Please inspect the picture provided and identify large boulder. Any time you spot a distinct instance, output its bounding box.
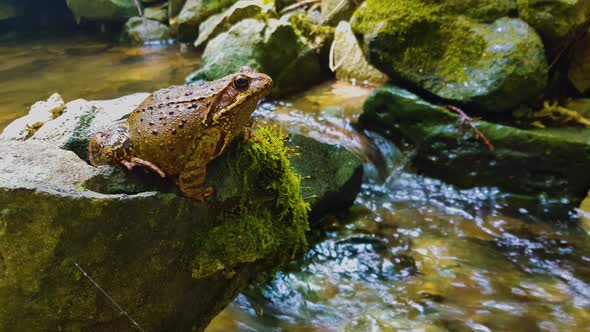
[171,0,237,42]
[122,16,172,44]
[186,18,323,96]
[0,89,365,330]
[360,85,590,200]
[65,0,139,22]
[350,0,548,112]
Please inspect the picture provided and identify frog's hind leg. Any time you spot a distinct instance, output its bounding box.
[179,163,214,202]
[120,157,166,178]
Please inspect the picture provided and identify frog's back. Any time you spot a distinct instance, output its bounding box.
[126,83,226,174]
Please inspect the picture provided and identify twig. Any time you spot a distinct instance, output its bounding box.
[74,263,146,332]
[280,0,321,14]
[446,105,494,151]
[133,0,143,16]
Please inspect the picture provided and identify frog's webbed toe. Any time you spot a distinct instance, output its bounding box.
[120,157,166,178]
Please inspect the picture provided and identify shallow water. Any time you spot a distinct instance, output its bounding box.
[2,40,589,332]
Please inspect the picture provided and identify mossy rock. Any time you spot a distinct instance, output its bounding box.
[186,18,323,97]
[66,0,139,22]
[0,2,18,21]
[351,0,548,112]
[171,0,238,42]
[517,0,590,50]
[361,85,590,200]
[0,125,309,331]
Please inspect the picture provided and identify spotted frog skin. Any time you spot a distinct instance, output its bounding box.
[88,67,273,201]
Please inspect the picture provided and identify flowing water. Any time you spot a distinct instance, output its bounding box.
[2,40,589,332]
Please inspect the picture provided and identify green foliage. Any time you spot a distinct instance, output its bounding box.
[191,126,310,278]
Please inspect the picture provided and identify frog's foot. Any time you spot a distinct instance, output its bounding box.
[184,186,215,202]
[243,120,263,144]
[179,164,214,202]
[120,158,166,178]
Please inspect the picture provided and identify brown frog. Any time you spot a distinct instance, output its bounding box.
[88,67,273,201]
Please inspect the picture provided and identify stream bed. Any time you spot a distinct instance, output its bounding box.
[2,40,589,332]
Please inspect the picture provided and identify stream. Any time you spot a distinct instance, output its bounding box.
[2,39,589,332]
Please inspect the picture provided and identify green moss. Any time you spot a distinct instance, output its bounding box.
[191,126,310,279]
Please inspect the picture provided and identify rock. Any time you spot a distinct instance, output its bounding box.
[569,28,590,94]
[565,98,590,118]
[168,0,186,19]
[286,12,335,68]
[0,93,65,140]
[172,0,237,42]
[30,93,150,160]
[187,18,323,97]
[360,85,590,200]
[143,3,168,23]
[0,89,363,330]
[331,21,388,84]
[66,0,139,22]
[320,0,357,25]
[122,16,172,44]
[517,0,590,49]
[0,2,17,21]
[194,0,268,49]
[351,0,548,112]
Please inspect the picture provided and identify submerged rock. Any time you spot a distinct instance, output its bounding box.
[172,0,237,42]
[66,0,138,22]
[186,18,322,96]
[361,86,590,200]
[331,21,388,84]
[122,16,172,44]
[351,0,548,112]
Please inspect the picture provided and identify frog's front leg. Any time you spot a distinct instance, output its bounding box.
[179,135,218,201]
[121,157,166,178]
[243,119,262,144]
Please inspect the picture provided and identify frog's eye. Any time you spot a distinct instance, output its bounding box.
[233,75,249,90]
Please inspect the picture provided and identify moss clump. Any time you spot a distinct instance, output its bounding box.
[191,126,310,279]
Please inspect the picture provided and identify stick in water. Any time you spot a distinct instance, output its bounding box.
[74,262,145,332]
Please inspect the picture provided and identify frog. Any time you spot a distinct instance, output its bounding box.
[88,66,273,201]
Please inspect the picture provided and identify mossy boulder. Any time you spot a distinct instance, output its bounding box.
[351,0,548,112]
[569,27,590,94]
[143,3,168,23]
[122,16,172,44]
[186,18,323,97]
[319,0,358,26]
[0,124,310,331]
[66,0,138,22]
[517,0,590,49]
[171,0,237,42]
[360,86,590,200]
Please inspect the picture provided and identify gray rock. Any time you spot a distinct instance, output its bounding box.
[320,0,357,25]
[168,0,187,19]
[186,18,322,97]
[351,0,548,112]
[66,0,139,22]
[122,16,172,44]
[360,85,590,200]
[30,93,149,160]
[331,21,388,84]
[0,93,65,140]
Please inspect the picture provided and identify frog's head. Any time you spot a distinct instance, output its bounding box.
[88,124,132,166]
[204,66,273,129]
